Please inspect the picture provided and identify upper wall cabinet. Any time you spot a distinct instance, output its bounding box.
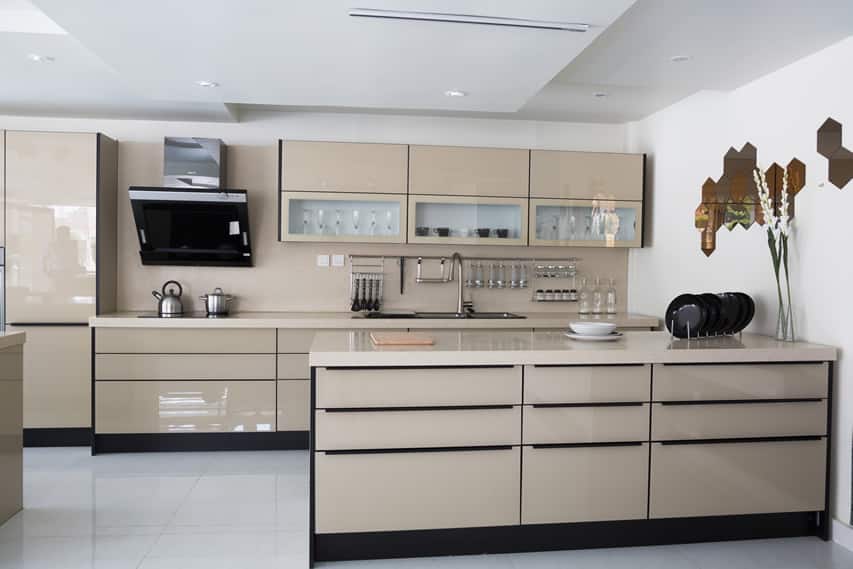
[530,151,644,201]
[409,145,529,198]
[281,140,408,194]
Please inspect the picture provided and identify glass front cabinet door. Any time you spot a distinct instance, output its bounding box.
[407,195,528,245]
[529,199,643,248]
[281,191,407,243]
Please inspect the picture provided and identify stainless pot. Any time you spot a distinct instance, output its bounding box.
[199,287,234,315]
[152,280,184,317]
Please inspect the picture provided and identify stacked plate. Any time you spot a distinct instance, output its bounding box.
[664,292,755,339]
[565,321,623,342]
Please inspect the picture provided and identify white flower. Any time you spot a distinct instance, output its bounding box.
[753,168,778,230]
[779,170,791,237]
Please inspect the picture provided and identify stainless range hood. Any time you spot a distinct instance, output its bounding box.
[163,137,226,189]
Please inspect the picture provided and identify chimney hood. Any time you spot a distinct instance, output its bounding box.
[129,187,253,267]
[163,137,226,188]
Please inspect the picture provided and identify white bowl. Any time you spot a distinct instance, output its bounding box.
[569,321,616,336]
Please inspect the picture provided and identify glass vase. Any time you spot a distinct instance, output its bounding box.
[775,288,794,342]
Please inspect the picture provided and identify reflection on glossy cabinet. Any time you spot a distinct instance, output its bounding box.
[5,131,99,322]
[281,141,408,194]
[531,151,644,201]
[277,380,310,431]
[7,325,91,428]
[529,198,643,247]
[407,195,528,245]
[0,131,5,247]
[281,191,406,243]
[409,145,529,198]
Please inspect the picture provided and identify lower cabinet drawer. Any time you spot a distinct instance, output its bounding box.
[652,363,828,401]
[649,438,826,518]
[523,404,649,444]
[315,446,521,533]
[316,366,521,408]
[651,400,827,441]
[95,354,276,381]
[522,443,649,524]
[277,380,310,431]
[277,354,309,379]
[96,328,276,354]
[524,365,650,404]
[95,381,276,434]
[315,406,521,450]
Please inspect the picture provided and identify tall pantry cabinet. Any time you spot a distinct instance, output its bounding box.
[3,131,118,445]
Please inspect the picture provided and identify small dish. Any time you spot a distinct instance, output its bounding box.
[564,331,623,342]
[569,321,616,336]
[495,228,509,238]
[476,228,491,238]
[433,227,450,237]
[415,226,430,236]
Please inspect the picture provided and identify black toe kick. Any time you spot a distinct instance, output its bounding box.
[314,513,821,562]
[92,431,309,454]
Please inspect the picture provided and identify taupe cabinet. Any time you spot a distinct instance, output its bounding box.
[0,343,24,525]
[530,151,644,201]
[312,361,829,535]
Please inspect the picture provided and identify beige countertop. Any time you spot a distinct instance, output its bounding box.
[89,311,658,330]
[0,330,26,350]
[308,330,837,367]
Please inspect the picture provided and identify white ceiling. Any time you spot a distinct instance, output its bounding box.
[0,0,851,124]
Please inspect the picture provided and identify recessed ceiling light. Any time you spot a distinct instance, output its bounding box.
[670,55,691,63]
[349,8,589,32]
[195,80,219,88]
[27,54,55,63]
[593,92,608,98]
[444,90,467,97]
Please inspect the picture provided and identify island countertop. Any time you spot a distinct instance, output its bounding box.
[308,330,837,367]
[0,330,26,350]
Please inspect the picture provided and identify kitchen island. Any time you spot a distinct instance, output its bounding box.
[0,330,26,525]
[308,330,836,564]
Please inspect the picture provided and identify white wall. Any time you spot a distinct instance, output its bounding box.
[627,36,853,527]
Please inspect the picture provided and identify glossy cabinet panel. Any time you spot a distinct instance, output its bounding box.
[530,151,644,200]
[281,191,406,243]
[0,346,23,525]
[277,380,310,431]
[407,195,528,245]
[0,131,5,247]
[409,145,529,198]
[282,141,408,194]
[315,447,520,533]
[277,329,316,353]
[524,364,650,404]
[651,400,827,441]
[5,131,98,323]
[95,380,276,434]
[96,328,276,354]
[652,363,828,401]
[523,404,649,444]
[95,354,276,381]
[316,406,521,450]
[529,198,643,247]
[316,366,522,408]
[522,444,648,524]
[649,439,826,518]
[7,325,90,428]
[277,354,310,379]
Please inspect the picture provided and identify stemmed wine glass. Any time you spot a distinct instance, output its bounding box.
[385,210,393,234]
[302,209,313,235]
[369,210,377,236]
[335,209,342,236]
[352,210,360,235]
[317,209,326,235]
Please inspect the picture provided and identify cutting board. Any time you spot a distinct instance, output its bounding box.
[370,332,435,346]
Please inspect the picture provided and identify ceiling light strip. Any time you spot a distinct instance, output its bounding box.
[348,8,589,32]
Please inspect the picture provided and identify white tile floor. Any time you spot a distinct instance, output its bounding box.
[1,449,852,569]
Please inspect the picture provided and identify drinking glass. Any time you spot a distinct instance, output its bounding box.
[385,210,393,234]
[578,277,591,314]
[302,209,313,235]
[474,261,484,288]
[592,276,603,314]
[335,209,342,236]
[369,210,377,236]
[352,209,360,234]
[488,263,497,288]
[496,262,506,289]
[606,277,617,314]
[510,262,520,288]
[317,208,326,234]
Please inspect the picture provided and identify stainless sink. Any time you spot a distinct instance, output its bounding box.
[359,311,525,320]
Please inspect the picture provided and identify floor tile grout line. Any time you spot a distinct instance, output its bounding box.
[135,472,204,566]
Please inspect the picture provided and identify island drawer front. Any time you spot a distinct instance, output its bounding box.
[277,380,310,431]
[277,329,315,353]
[315,446,520,533]
[524,365,650,404]
[316,366,522,408]
[315,406,521,450]
[652,363,828,401]
[95,328,276,354]
[95,380,276,434]
[523,404,649,444]
[651,400,827,441]
[522,443,649,524]
[95,354,276,381]
[649,438,826,519]
[277,354,310,379]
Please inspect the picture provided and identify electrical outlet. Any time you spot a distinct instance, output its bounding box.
[332,254,345,267]
[316,254,330,268]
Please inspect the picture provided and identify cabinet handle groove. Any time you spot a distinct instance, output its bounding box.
[323,445,514,455]
[531,402,644,408]
[531,441,644,449]
[659,398,822,406]
[658,435,823,446]
[323,405,515,413]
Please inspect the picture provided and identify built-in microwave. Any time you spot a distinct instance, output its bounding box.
[129,187,253,267]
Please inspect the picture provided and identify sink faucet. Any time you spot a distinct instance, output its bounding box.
[451,252,473,315]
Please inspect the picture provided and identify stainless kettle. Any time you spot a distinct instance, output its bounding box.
[152,280,184,317]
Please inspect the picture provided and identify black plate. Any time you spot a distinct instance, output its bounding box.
[732,292,755,333]
[717,292,743,335]
[698,293,723,335]
[665,294,707,339]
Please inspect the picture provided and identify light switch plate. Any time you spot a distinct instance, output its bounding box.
[332,254,345,267]
[316,254,330,267]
